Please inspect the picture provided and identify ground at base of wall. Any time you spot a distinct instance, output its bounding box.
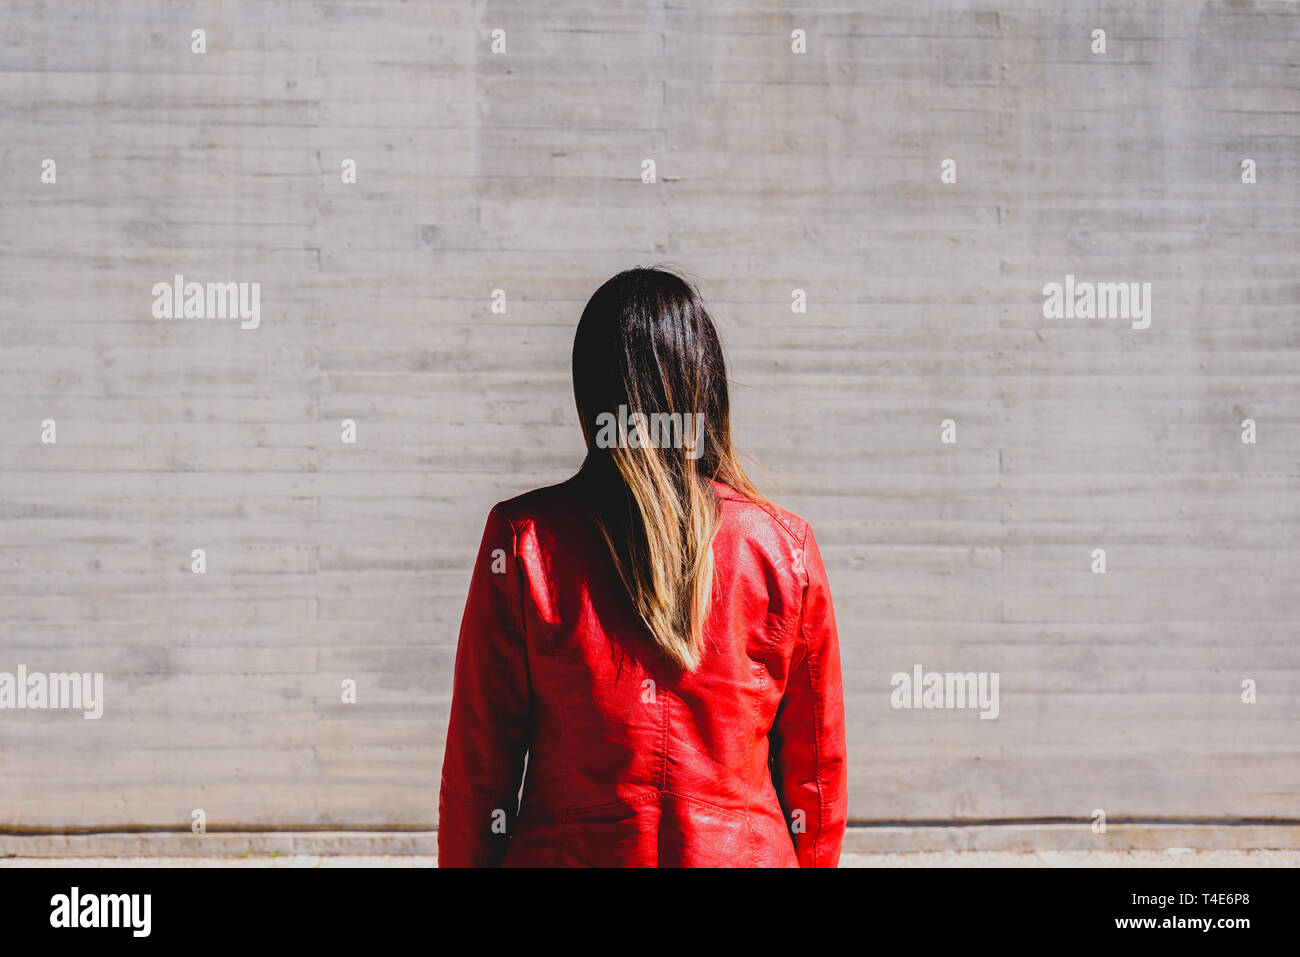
[1,849,1296,867]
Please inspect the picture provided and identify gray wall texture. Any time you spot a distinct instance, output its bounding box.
[1,0,1298,851]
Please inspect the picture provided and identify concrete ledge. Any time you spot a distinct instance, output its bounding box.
[1,850,1297,867]
[0,831,434,859]
[3,823,1298,859]
[839,850,1299,867]
[841,822,1300,853]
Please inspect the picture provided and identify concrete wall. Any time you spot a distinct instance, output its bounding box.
[1,0,1298,849]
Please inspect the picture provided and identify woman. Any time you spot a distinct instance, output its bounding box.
[438,266,847,867]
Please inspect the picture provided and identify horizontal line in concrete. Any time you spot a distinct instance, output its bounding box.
[8,850,1300,868]
[4,822,1299,857]
[4,816,1299,837]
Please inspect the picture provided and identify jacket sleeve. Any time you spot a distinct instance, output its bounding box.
[437,505,532,867]
[770,524,848,867]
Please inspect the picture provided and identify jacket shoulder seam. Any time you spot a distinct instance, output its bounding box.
[721,495,808,547]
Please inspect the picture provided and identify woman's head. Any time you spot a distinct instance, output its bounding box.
[572,266,763,670]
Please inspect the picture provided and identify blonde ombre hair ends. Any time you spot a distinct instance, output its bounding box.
[572,267,765,671]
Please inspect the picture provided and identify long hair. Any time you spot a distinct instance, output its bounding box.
[572,266,765,671]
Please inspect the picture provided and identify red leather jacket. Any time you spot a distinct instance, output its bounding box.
[437,476,847,867]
